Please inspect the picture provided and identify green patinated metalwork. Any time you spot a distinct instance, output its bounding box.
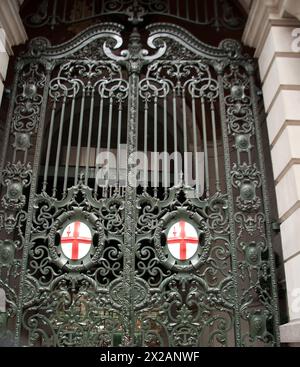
[0,17,280,347]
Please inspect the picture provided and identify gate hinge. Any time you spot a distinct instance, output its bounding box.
[271,221,281,233]
[3,88,11,97]
[256,88,263,97]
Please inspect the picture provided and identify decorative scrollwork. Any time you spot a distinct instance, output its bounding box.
[103,27,166,73]
[234,212,265,236]
[21,275,123,346]
[0,19,279,347]
[137,275,234,347]
[1,162,32,210]
[231,163,262,212]
[223,64,254,136]
[144,60,219,99]
[136,195,160,234]
[12,63,46,133]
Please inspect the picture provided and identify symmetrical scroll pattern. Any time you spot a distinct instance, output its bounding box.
[0,22,280,347]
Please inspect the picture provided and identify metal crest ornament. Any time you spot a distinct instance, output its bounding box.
[1,162,32,210]
[0,13,280,347]
[153,208,211,272]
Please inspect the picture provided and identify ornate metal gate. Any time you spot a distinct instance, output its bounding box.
[0,21,280,347]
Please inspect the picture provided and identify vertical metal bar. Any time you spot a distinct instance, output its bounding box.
[186,0,190,20]
[195,0,199,22]
[204,0,208,23]
[248,142,252,165]
[201,96,209,197]
[50,0,58,29]
[52,93,67,197]
[154,95,158,196]
[105,96,113,196]
[123,70,139,345]
[107,96,113,156]
[167,0,171,15]
[94,95,104,193]
[92,0,96,17]
[136,96,139,153]
[63,90,76,193]
[182,90,188,182]
[85,88,95,185]
[176,0,180,17]
[81,0,85,18]
[143,100,148,191]
[173,89,178,184]
[63,0,68,22]
[72,0,77,21]
[163,94,168,191]
[74,88,86,185]
[12,146,16,163]
[24,146,28,164]
[214,0,220,30]
[192,91,200,195]
[210,100,220,192]
[217,74,241,346]
[43,99,56,192]
[117,99,122,190]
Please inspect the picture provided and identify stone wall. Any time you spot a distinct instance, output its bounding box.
[243,0,300,345]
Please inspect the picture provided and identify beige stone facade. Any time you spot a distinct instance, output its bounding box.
[242,0,300,345]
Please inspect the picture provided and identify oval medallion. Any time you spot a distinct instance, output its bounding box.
[60,221,92,261]
[167,221,199,261]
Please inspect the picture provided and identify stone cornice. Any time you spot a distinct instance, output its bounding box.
[280,0,300,19]
[0,0,27,55]
[242,0,300,56]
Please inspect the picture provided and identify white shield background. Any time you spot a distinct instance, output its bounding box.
[167,221,199,261]
[61,221,92,260]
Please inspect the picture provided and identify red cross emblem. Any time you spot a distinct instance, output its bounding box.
[60,221,92,260]
[167,220,199,261]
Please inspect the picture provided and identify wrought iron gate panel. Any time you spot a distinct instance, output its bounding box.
[0,21,280,347]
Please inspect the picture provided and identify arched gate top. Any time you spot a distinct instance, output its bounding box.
[23,22,246,62]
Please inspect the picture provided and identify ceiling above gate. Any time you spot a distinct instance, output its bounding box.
[22,0,246,31]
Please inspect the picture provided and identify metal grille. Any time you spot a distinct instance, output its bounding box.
[24,0,245,31]
[0,21,280,347]
[41,58,129,199]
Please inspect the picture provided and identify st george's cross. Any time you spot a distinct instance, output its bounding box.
[167,220,199,261]
[60,221,92,260]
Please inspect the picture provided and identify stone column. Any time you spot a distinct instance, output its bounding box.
[243,0,300,345]
[0,28,8,104]
[0,0,27,105]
